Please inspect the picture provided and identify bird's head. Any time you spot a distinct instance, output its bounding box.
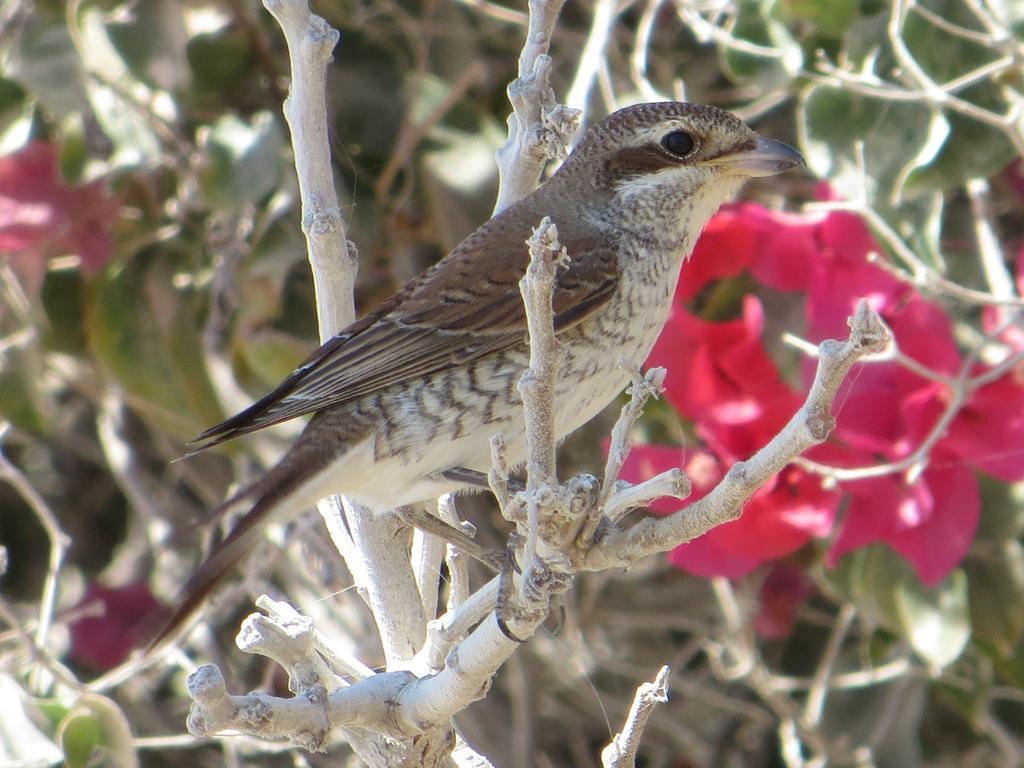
[553,102,803,248]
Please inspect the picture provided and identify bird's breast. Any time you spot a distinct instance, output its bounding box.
[552,243,684,436]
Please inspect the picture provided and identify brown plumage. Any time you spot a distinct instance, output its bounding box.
[149,102,803,650]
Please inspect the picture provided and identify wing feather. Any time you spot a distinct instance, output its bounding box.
[190,222,619,451]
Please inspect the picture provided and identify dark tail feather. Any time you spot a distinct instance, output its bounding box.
[144,460,311,654]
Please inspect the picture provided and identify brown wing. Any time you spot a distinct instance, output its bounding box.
[190,219,619,451]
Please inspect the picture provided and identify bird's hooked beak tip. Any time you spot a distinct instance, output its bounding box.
[717,136,805,178]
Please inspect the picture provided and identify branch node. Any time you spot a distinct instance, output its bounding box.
[849,299,890,353]
[805,407,837,442]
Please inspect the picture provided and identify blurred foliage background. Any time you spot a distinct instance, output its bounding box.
[1,0,1023,766]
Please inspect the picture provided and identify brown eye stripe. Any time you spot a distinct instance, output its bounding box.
[595,145,684,188]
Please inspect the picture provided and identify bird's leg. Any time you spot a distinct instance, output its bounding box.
[440,466,525,494]
[393,506,506,571]
[439,466,489,488]
[494,538,528,643]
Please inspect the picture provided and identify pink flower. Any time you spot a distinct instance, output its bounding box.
[755,564,813,639]
[649,296,801,461]
[943,372,1024,482]
[637,196,1024,585]
[69,582,163,670]
[617,444,838,579]
[1006,158,1024,203]
[682,202,819,299]
[828,462,979,586]
[0,141,119,295]
[981,248,1024,353]
[678,205,759,300]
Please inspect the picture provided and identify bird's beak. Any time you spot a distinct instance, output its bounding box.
[713,137,805,178]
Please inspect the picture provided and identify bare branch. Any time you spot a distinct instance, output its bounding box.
[803,604,856,726]
[0,423,71,693]
[438,494,471,612]
[263,0,426,673]
[601,666,670,768]
[518,217,568,490]
[582,301,889,571]
[412,522,445,624]
[566,0,620,114]
[493,0,579,213]
[261,0,353,338]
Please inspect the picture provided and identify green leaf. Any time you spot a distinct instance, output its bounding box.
[820,678,925,768]
[418,75,504,251]
[903,0,1002,82]
[966,541,1024,657]
[812,0,1017,197]
[894,569,970,672]
[983,635,1024,689]
[901,112,1017,195]
[824,544,908,631]
[0,676,63,767]
[797,84,947,268]
[5,11,89,118]
[889,192,946,272]
[798,84,946,202]
[57,710,104,768]
[187,27,255,97]
[895,0,1017,191]
[41,263,87,354]
[722,0,803,91]
[976,475,1024,540]
[57,113,88,182]
[198,112,284,206]
[0,345,47,435]
[65,7,164,170]
[777,0,859,38]
[106,0,189,92]
[0,77,28,146]
[83,80,163,171]
[233,329,309,392]
[56,694,137,768]
[0,92,40,156]
[86,249,224,439]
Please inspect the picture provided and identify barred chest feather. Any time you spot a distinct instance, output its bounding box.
[552,237,687,437]
[319,238,691,510]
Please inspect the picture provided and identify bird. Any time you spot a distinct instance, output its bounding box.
[150,101,803,649]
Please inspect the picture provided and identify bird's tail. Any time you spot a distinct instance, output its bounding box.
[145,453,323,654]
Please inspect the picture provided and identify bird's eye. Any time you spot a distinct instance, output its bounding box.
[661,130,696,158]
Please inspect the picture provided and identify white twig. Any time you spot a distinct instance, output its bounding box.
[803,604,856,726]
[797,345,1024,484]
[412,522,445,624]
[236,598,340,693]
[0,424,71,694]
[264,0,427,673]
[600,366,667,507]
[186,662,413,746]
[437,494,471,612]
[966,178,1016,301]
[601,666,670,768]
[519,218,567,489]
[493,0,579,213]
[254,596,375,681]
[518,218,569,569]
[582,301,889,571]
[262,0,353,337]
[631,0,670,102]
[603,470,690,523]
[566,0,619,115]
[345,510,425,667]
[417,577,501,672]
